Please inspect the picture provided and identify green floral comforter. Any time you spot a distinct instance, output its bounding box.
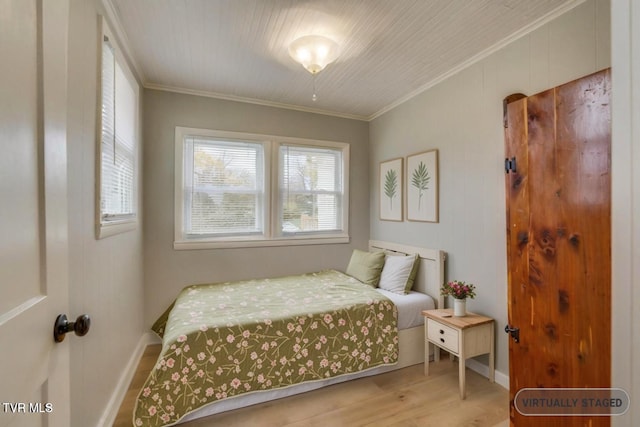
[133,270,398,427]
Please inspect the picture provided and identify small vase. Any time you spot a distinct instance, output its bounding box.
[453,298,467,317]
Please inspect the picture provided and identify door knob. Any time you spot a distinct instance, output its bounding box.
[53,314,91,342]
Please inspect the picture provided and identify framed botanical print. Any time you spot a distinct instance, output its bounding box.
[379,158,403,221]
[406,149,438,222]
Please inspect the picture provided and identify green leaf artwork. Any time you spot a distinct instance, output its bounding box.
[411,161,430,210]
[384,169,398,210]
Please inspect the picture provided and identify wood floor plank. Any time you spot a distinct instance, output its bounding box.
[114,345,508,426]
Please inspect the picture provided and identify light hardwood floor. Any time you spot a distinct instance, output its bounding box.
[115,345,509,426]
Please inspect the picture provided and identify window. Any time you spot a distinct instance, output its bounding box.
[96,18,139,238]
[175,128,349,249]
[184,137,265,237]
[279,144,344,235]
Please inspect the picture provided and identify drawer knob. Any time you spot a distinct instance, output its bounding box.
[439,329,444,334]
[440,338,445,343]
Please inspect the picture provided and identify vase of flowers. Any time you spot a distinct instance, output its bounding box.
[440,280,476,317]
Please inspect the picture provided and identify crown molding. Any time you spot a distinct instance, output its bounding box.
[100,0,146,85]
[143,82,369,122]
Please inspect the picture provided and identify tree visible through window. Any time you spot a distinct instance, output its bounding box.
[185,139,264,236]
[175,128,349,248]
[280,145,342,234]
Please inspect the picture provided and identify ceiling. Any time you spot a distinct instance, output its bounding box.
[108,0,581,121]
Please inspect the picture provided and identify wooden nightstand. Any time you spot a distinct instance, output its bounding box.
[422,309,495,399]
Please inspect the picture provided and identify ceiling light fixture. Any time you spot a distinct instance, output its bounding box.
[288,35,339,101]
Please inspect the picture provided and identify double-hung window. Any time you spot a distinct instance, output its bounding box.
[183,137,265,238]
[279,144,344,235]
[96,18,139,238]
[175,127,349,249]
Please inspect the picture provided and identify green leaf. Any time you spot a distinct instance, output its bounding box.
[411,161,430,191]
[411,161,430,210]
[384,169,398,210]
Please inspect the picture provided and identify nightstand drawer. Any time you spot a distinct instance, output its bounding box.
[427,319,459,353]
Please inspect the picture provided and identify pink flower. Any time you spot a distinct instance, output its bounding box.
[441,280,476,299]
[148,406,157,416]
[226,334,235,343]
[324,314,333,324]
[166,358,175,368]
[177,335,187,343]
[230,378,241,389]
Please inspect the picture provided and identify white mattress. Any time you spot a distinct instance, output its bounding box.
[179,290,434,424]
[376,288,435,329]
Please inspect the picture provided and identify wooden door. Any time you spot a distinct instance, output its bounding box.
[504,69,611,426]
[0,1,71,425]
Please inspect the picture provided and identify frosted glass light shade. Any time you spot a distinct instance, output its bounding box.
[288,35,339,74]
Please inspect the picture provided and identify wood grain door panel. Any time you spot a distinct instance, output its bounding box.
[504,69,611,427]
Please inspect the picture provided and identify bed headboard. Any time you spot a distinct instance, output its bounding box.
[369,240,446,309]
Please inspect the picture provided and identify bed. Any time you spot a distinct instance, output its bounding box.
[133,241,445,427]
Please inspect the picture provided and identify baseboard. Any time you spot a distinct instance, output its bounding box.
[98,332,158,426]
[466,358,509,390]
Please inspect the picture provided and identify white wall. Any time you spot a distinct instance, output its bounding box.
[142,90,369,326]
[611,0,640,425]
[369,0,610,377]
[67,1,145,425]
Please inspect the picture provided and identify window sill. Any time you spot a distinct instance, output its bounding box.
[96,219,137,239]
[173,235,350,250]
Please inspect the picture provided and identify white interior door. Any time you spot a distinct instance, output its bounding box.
[0,1,71,426]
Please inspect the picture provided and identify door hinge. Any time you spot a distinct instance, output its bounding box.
[505,157,517,174]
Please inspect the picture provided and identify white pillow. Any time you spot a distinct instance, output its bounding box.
[378,254,419,294]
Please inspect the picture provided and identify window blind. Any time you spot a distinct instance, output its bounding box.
[185,138,264,236]
[279,145,343,234]
[100,36,136,222]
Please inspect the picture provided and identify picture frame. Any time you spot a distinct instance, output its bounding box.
[379,158,403,221]
[406,149,438,222]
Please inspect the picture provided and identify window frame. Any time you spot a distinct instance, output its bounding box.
[182,136,268,239]
[174,127,350,249]
[95,17,140,239]
[278,143,346,237]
